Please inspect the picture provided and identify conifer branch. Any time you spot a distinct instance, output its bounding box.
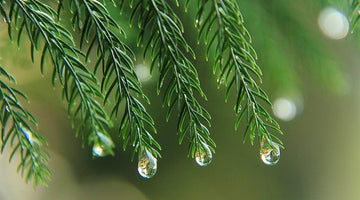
[196,0,283,147]
[0,66,50,186]
[2,0,115,155]
[65,0,161,158]
[350,0,360,32]
[132,0,216,157]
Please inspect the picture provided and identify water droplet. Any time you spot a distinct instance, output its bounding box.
[19,123,37,144]
[2,18,5,23]
[260,138,280,165]
[138,148,157,179]
[92,143,106,157]
[218,7,225,15]
[195,144,212,167]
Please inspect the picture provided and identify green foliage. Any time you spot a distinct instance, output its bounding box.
[0,66,50,186]
[350,0,360,32]
[0,0,318,185]
[1,0,115,184]
[195,0,282,147]
[131,0,215,157]
[63,0,161,159]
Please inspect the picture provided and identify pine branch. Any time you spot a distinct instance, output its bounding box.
[65,0,161,158]
[350,0,360,32]
[196,0,283,147]
[0,66,50,186]
[2,0,115,155]
[132,0,216,157]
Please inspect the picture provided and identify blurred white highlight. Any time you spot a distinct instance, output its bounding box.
[318,7,349,40]
[273,98,297,121]
[134,64,152,82]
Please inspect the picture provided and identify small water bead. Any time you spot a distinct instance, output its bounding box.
[138,148,157,179]
[92,143,106,157]
[260,138,280,165]
[195,19,200,26]
[19,123,37,144]
[4,106,9,112]
[195,145,212,167]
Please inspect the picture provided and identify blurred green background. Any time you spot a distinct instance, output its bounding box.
[1,0,360,199]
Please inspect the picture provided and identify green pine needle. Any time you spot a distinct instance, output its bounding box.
[350,0,360,33]
[132,0,216,157]
[0,0,295,185]
[196,0,283,147]
[0,66,50,186]
[64,0,161,159]
[3,0,115,164]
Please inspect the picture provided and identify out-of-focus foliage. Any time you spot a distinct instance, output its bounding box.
[0,66,50,186]
[131,0,216,158]
[0,0,356,190]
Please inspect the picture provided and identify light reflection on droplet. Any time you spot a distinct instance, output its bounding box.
[19,123,37,144]
[273,98,297,121]
[134,64,152,82]
[195,144,212,167]
[195,19,200,27]
[92,143,105,157]
[138,148,157,179]
[260,138,280,165]
[318,7,349,40]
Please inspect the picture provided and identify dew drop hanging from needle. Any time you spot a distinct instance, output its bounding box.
[259,137,280,165]
[19,123,38,144]
[195,144,212,167]
[138,148,157,179]
[92,143,107,157]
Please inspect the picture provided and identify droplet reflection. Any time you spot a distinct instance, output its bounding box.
[19,123,37,144]
[260,138,280,165]
[138,148,157,179]
[195,144,212,167]
[92,143,106,157]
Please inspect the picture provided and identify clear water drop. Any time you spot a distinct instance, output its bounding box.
[195,19,199,26]
[138,148,157,179]
[195,144,212,167]
[92,143,106,157]
[218,7,225,15]
[260,138,280,165]
[19,123,38,144]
